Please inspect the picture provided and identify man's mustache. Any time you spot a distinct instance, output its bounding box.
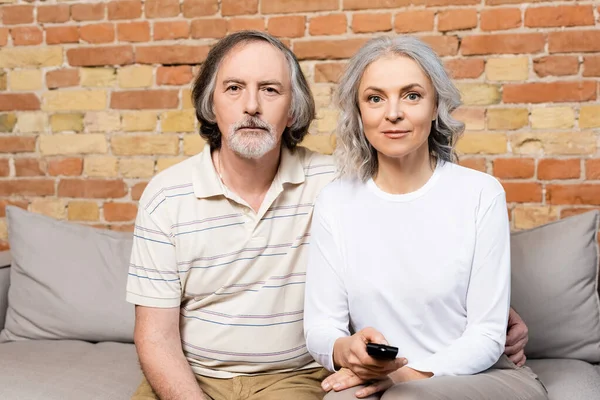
[232,117,272,132]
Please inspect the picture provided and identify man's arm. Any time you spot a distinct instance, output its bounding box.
[135,305,209,400]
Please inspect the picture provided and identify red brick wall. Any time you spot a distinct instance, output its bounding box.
[0,0,598,248]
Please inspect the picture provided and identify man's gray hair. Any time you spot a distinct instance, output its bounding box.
[191,30,315,150]
[334,36,465,181]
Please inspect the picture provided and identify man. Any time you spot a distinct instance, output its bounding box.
[126,31,529,400]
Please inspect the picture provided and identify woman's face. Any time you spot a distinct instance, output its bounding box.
[357,54,437,162]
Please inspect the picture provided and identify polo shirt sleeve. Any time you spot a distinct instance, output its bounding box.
[126,202,181,308]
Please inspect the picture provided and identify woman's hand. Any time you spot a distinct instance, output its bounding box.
[322,367,394,399]
[504,308,529,367]
[332,327,407,381]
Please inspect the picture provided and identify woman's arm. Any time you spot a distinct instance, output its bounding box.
[407,191,511,376]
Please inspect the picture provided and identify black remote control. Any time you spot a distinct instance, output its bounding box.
[366,343,399,360]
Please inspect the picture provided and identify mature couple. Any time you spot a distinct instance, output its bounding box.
[126,31,548,400]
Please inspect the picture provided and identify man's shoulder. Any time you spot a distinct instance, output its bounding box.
[294,146,336,181]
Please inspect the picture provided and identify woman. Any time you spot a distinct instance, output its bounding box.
[303,36,548,400]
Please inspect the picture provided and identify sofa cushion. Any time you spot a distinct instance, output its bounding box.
[526,359,600,400]
[511,210,600,362]
[0,206,135,343]
[0,266,9,332]
[0,340,142,400]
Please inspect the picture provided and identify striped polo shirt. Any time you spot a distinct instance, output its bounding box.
[126,144,336,378]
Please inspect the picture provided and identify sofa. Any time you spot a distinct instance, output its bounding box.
[0,205,599,400]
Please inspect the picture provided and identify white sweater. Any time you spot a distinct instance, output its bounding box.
[304,161,511,377]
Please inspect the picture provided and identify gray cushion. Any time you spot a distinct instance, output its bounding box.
[527,359,600,400]
[0,340,142,400]
[0,206,135,343]
[511,211,600,362]
[0,267,8,332]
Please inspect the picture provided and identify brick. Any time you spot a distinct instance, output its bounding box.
[71,3,105,21]
[459,158,486,172]
[420,36,459,57]
[181,89,193,109]
[118,21,150,42]
[84,156,118,177]
[549,31,600,53]
[268,16,306,38]
[314,62,345,83]
[311,85,333,108]
[583,56,600,77]
[135,45,209,65]
[316,109,339,133]
[183,134,206,155]
[525,5,594,28]
[294,39,368,60]
[493,158,535,179]
[2,5,33,25]
[455,83,501,106]
[438,9,477,31]
[222,0,258,16]
[160,110,195,132]
[15,158,45,177]
[351,13,391,33]
[0,72,5,91]
[580,106,600,129]
[343,0,414,9]
[145,0,180,18]
[9,69,42,91]
[0,114,17,132]
[0,29,7,47]
[0,200,28,218]
[586,159,600,179]
[452,107,485,130]
[157,66,193,86]
[11,26,43,46]
[48,157,83,176]
[444,58,484,79]
[503,82,596,103]
[156,157,185,172]
[299,134,335,155]
[122,111,157,131]
[68,201,99,221]
[510,132,596,156]
[546,184,600,205]
[394,10,434,33]
[154,21,189,40]
[0,159,9,176]
[50,113,84,132]
[485,57,528,81]
[131,182,148,200]
[534,56,579,77]
[15,112,47,133]
[480,8,521,31]
[560,208,600,219]
[31,199,67,220]
[84,111,120,133]
[262,0,338,14]
[117,65,153,88]
[80,23,115,44]
[43,91,106,112]
[108,0,142,20]
[462,34,545,55]
[0,47,63,68]
[190,19,227,39]
[67,46,133,67]
[38,5,70,23]
[59,179,127,199]
[111,90,178,110]
[227,18,265,33]
[46,26,79,45]
[0,179,55,197]
[425,0,479,5]
[531,107,575,130]
[40,134,107,155]
[501,182,542,203]
[0,94,40,111]
[513,206,558,230]
[456,132,507,154]
[182,0,218,17]
[80,68,116,87]
[47,69,79,89]
[538,159,580,180]
[309,14,347,36]
[112,135,179,155]
[104,202,137,221]
[487,108,528,130]
[119,158,154,178]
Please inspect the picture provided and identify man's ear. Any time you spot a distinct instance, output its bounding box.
[287,114,294,128]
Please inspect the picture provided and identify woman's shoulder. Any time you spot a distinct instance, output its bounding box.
[442,161,505,197]
[316,176,365,206]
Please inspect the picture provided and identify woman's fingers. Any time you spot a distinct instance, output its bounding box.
[322,368,365,392]
[355,379,394,398]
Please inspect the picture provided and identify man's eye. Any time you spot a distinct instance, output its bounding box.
[227,85,240,92]
[368,95,382,103]
[264,87,279,94]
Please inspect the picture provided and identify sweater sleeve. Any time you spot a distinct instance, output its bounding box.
[407,192,511,376]
[303,193,351,372]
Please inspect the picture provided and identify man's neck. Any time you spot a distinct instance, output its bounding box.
[214,145,281,212]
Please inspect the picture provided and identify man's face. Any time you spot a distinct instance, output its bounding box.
[213,41,293,159]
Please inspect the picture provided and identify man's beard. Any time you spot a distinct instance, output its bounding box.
[226,116,278,159]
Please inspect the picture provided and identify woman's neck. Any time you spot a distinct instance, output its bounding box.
[373,147,436,195]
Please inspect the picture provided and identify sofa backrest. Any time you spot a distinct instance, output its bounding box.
[0,250,12,332]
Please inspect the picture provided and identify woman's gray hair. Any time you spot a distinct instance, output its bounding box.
[334,36,465,181]
[191,30,315,150]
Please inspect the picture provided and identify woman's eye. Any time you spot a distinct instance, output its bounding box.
[406,93,421,101]
[368,95,382,103]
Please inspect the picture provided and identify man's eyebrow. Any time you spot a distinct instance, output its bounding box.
[362,83,425,93]
[221,78,283,87]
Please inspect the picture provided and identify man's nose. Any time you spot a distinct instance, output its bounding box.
[243,90,261,116]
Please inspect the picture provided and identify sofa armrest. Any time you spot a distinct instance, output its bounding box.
[0,250,11,269]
